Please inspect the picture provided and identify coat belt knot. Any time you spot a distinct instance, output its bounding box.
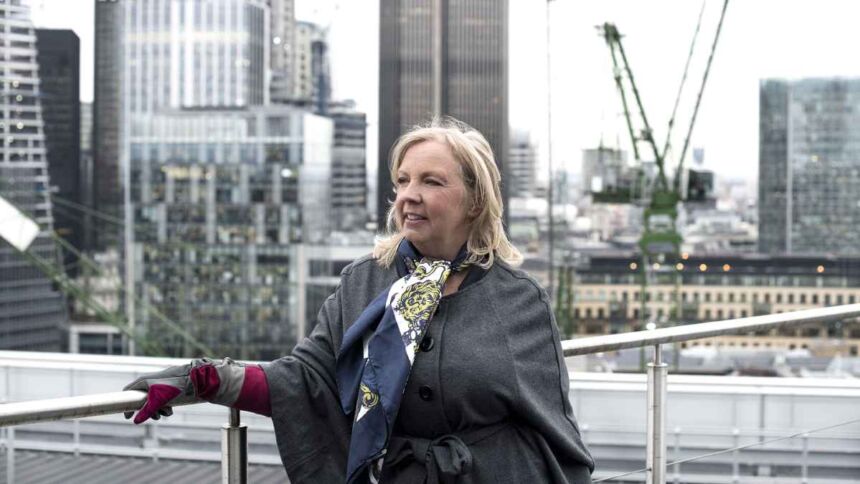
[385,421,510,483]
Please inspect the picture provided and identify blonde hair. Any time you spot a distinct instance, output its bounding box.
[373,117,523,269]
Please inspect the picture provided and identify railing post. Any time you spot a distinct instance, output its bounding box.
[222,408,247,484]
[6,426,14,484]
[732,428,740,483]
[801,432,809,484]
[646,344,667,484]
[672,426,681,484]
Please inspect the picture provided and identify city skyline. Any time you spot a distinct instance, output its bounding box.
[31,0,860,187]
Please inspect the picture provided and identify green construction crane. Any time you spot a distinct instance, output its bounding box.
[592,1,729,332]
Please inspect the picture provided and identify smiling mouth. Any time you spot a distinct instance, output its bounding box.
[404,213,427,222]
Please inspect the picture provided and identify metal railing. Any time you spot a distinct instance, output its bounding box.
[2,304,860,483]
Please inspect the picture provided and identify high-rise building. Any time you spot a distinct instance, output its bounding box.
[93,0,122,250]
[328,100,368,231]
[128,107,332,359]
[582,145,628,195]
[759,78,860,256]
[107,0,341,358]
[0,0,67,350]
[269,0,296,104]
[35,29,81,276]
[293,21,330,113]
[80,101,94,249]
[509,129,536,198]
[377,0,509,224]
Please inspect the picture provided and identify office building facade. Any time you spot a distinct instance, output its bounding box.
[377,0,509,224]
[508,129,536,198]
[328,100,368,231]
[35,28,82,275]
[292,20,330,113]
[269,0,296,104]
[93,0,123,250]
[572,252,860,355]
[0,0,67,350]
[759,78,860,256]
[128,107,332,359]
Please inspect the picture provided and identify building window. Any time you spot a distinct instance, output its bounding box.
[800,294,806,304]
[704,293,711,302]
[776,294,783,303]
[812,294,819,304]
[788,293,794,303]
[704,309,712,320]
[728,293,735,303]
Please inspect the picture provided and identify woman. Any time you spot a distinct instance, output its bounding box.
[125,118,594,483]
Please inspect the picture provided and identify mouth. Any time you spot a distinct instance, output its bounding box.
[403,213,427,224]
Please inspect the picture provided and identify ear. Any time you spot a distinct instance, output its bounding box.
[466,201,481,220]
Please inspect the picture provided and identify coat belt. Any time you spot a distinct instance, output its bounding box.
[383,421,511,484]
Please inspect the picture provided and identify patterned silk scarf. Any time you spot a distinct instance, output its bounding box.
[336,240,470,484]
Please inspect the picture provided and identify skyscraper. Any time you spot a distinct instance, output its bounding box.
[35,28,81,276]
[128,107,332,359]
[329,100,368,231]
[108,0,335,358]
[0,0,67,350]
[293,20,330,113]
[377,0,509,225]
[509,129,537,198]
[759,78,860,256]
[269,0,297,104]
[93,0,122,250]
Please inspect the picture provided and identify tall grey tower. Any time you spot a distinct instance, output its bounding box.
[377,0,509,225]
[269,0,296,104]
[35,29,81,276]
[759,78,860,256]
[0,0,67,350]
[93,0,123,250]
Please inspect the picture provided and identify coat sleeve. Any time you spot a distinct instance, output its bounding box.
[501,275,595,482]
[261,282,351,483]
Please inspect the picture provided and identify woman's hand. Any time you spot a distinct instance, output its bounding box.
[123,362,198,424]
[123,358,272,423]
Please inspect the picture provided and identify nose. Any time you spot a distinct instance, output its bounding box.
[396,180,422,205]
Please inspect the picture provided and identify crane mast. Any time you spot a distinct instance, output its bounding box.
[593,0,729,333]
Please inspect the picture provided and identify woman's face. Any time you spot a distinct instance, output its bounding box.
[394,140,473,261]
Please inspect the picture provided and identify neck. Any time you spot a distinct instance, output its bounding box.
[442,268,469,296]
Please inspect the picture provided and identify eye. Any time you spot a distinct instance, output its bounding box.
[396,176,408,186]
[426,178,443,186]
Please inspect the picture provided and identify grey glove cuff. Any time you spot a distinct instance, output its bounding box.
[189,357,248,406]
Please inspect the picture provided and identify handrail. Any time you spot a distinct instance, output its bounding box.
[0,390,148,428]
[562,303,860,356]
[3,305,860,484]
[1,305,859,428]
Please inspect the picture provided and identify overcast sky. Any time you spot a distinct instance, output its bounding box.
[31,0,860,186]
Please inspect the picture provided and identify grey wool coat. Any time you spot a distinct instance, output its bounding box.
[262,255,594,483]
